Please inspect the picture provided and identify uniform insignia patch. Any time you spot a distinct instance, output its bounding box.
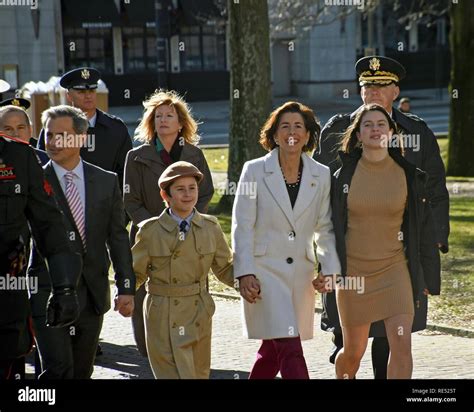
[0,165,16,180]
[81,69,90,80]
[369,57,381,71]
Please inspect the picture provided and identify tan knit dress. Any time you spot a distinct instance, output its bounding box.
[336,154,414,327]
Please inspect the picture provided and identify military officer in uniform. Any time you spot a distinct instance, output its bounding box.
[0,98,40,147]
[0,100,50,378]
[37,67,132,187]
[0,98,30,110]
[0,76,82,380]
[313,56,449,379]
[0,100,48,163]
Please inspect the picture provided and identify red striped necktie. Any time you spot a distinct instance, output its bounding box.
[65,171,86,249]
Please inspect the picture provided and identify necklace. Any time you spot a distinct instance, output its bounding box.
[281,167,302,188]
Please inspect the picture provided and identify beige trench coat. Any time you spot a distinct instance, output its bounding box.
[132,209,234,379]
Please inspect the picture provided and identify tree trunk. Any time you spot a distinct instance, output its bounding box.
[447,1,474,176]
[215,0,272,213]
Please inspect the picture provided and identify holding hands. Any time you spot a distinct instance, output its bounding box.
[239,275,261,304]
[312,272,334,293]
[114,294,135,317]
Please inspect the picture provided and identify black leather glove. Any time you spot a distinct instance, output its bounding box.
[45,252,82,328]
[46,287,80,328]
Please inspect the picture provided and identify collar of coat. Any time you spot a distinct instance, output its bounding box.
[263,148,321,176]
[92,108,121,128]
[132,141,198,166]
[158,207,204,232]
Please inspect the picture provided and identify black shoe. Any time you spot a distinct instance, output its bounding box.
[329,332,343,364]
[96,344,103,356]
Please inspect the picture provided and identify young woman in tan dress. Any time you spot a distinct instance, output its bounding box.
[314,104,440,379]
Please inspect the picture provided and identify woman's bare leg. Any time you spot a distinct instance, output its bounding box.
[335,323,370,379]
[384,314,414,379]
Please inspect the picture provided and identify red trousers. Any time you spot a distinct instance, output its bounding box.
[249,336,309,379]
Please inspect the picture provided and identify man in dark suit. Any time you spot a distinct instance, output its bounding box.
[37,67,132,188]
[314,56,449,379]
[29,105,135,379]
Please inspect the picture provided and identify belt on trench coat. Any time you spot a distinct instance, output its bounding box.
[146,278,207,297]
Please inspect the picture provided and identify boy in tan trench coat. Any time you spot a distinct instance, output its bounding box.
[132,161,234,379]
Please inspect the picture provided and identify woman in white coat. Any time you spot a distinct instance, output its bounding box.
[232,101,341,379]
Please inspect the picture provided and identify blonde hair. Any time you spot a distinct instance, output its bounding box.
[135,89,199,145]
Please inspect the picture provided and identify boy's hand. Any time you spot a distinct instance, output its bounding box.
[238,275,261,304]
[114,295,135,317]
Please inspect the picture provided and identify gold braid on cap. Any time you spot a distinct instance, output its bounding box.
[359,70,399,85]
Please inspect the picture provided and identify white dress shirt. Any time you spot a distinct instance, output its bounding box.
[52,159,86,212]
[88,111,97,128]
[169,208,194,236]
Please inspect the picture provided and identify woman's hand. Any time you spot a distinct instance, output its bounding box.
[312,273,332,293]
[238,275,261,304]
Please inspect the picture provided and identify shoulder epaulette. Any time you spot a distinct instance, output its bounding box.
[137,216,160,229]
[202,214,219,225]
[403,112,426,124]
[324,113,351,129]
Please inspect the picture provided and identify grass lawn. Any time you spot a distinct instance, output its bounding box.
[438,138,474,182]
[204,144,474,329]
[202,147,228,172]
[438,138,448,169]
[208,198,236,294]
[430,197,474,329]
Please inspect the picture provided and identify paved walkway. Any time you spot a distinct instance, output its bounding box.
[90,297,474,379]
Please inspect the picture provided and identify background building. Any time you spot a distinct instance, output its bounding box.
[0,0,229,105]
[271,1,450,99]
[0,0,450,104]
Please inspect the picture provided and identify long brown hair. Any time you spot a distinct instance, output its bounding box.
[135,89,199,145]
[340,104,402,154]
[259,101,320,153]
